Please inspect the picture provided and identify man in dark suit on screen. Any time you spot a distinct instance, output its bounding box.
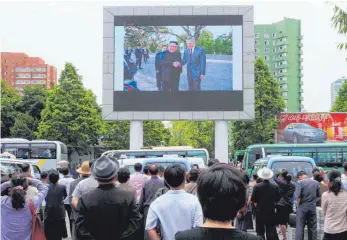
[155,46,168,91]
[135,47,143,70]
[179,37,206,91]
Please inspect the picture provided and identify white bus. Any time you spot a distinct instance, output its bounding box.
[102,146,210,165]
[0,138,68,171]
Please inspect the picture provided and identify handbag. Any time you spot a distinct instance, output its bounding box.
[29,200,46,240]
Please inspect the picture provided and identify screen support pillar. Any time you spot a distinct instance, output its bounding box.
[130,121,143,150]
[215,121,229,163]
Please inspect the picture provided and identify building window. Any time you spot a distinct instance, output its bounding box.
[31,80,46,84]
[279,77,288,81]
[279,69,288,73]
[279,53,287,57]
[278,45,288,50]
[31,74,46,78]
[16,80,31,84]
[265,48,269,53]
[264,55,269,61]
[15,67,46,72]
[273,48,276,53]
[255,33,259,38]
[272,33,276,38]
[255,48,259,53]
[273,71,276,76]
[4,72,7,75]
[279,30,283,34]
[255,55,258,60]
[280,37,287,42]
[282,92,288,97]
[281,60,288,65]
[255,40,259,45]
[264,34,269,38]
[16,74,31,78]
[264,40,270,45]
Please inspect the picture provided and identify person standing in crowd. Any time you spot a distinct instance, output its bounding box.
[321,169,347,240]
[158,165,165,179]
[146,164,203,240]
[139,165,164,239]
[155,46,168,91]
[143,48,149,63]
[118,168,136,196]
[236,174,253,232]
[251,168,280,240]
[311,167,320,180]
[1,174,48,240]
[143,165,151,180]
[59,167,74,234]
[129,162,147,203]
[342,161,347,191]
[135,47,143,70]
[159,41,182,92]
[69,161,91,240]
[39,171,49,221]
[207,158,219,167]
[176,163,260,239]
[274,170,296,240]
[19,163,39,201]
[75,156,141,239]
[44,170,68,240]
[180,37,207,91]
[295,170,321,240]
[314,172,328,206]
[185,168,200,195]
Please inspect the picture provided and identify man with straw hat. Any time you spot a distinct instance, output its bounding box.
[69,161,91,240]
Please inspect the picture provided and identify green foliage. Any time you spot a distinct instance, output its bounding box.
[102,121,130,149]
[1,80,22,138]
[143,121,171,147]
[37,63,103,156]
[331,79,347,112]
[331,5,347,51]
[10,113,36,140]
[170,121,215,157]
[196,30,215,54]
[231,58,285,151]
[214,33,233,55]
[20,85,47,120]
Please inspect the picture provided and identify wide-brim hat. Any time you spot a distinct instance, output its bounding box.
[257,167,274,180]
[91,156,119,181]
[76,161,91,175]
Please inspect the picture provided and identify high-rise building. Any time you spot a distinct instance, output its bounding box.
[255,18,303,112]
[331,77,346,108]
[1,52,57,92]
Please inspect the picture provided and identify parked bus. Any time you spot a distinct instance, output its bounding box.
[102,147,210,165]
[0,138,68,170]
[243,143,347,173]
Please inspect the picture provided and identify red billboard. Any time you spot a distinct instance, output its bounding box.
[277,113,347,144]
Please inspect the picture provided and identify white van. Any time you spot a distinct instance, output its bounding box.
[186,157,205,169]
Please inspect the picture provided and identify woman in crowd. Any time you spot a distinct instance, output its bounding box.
[175,163,260,239]
[1,174,48,240]
[235,174,253,232]
[313,172,328,206]
[44,170,68,240]
[274,170,295,240]
[185,168,200,195]
[321,169,347,240]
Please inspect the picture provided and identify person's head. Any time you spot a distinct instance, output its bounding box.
[162,46,168,52]
[188,168,200,183]
[143,165,150,176]
[280,169,292,183]
[343,161,347,174]
[61,167,69,176]
[20,163,30,176]
[328,169,342,196]
[297,170,307,180]
[48,170,60,184]
[9,174,29,210]
[149,165,159,176]
[313,172,324,183]
[168,41,178,53]
[186,37,196,49]
[207,158,220,167]
[76,161,91,177]
[40,171,48,183]
[197,163,246,221]
[256,178,263,184]
[92,156,119,184]
[164,164,186,190]
[253,174,258,181]
[117,168,131,183]
[242,173,250,185]
[134,162,142,173]
[257,167,274,181]
[312,167,320,175]
[158,166,165,178]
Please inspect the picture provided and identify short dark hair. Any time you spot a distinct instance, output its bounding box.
[164,164,186,188]
[118,168,130,183]
[20,163,30,173]
[188,168,200,182]
[313,172,324,183]
[134,163,142,172]
[297,170,307,178]
[343,161,347,172]
[169,40,178,45]
[61,167,69,176]
[280,169,292,183]
[40,171,48,179]
[197,163,246,221]
[207,158,219,167]
[49,170,60,184]
[158,166,165,173]
[253,174,258,180]
[312,167,320,174]
[144,165,150,175]
[328,169,342,196]
[149,165,158,175]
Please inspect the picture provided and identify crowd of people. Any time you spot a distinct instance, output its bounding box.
[1,157,347,240]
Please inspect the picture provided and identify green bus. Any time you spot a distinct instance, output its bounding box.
[243,143,347,173]
[233,150,247,163]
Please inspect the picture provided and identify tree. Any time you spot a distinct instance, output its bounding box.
[36,63,103,158]
[1,80,22,138]
[214,33,233,55]
[196,30,215,54]
[10,113,36,140]
[231,58,285,152]
[20,85,47,121]
[102,121,130,149]
[170,121,215,157]
[331,5,347,51]
[331,79,347,112]
[143,121,170,147]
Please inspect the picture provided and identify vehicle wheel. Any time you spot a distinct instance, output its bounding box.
[293,134,298,144]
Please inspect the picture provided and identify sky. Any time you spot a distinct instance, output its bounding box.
[0,0,346,112]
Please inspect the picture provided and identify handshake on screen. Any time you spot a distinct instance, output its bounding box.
[173,61,181,68]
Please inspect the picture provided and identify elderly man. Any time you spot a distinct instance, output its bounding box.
[179,37,206,91]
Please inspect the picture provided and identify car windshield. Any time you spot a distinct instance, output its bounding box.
[0,162,23,175]
[270,161,314,179]
[297,124,314,129]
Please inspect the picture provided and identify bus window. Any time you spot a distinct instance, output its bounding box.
[265,148,291,157]
[170,151,187,158]
[147,151,165,157]
[186,150,207,162]
[247,148,262,168]
[291,148,317,159]
[126,152,146,159]
[316,148,341,166]
[3,144,30,159]
[30,143,57,159]
[343,148,347,163]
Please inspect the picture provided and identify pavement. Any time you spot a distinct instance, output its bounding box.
[131,54,233,91]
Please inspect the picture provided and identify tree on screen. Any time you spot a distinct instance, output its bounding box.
[331,79,347,112]
[36,63,103,158]
[196,30,215,54]
[231,58,285,153]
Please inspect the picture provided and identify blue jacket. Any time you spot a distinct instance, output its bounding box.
[181,46,206,80]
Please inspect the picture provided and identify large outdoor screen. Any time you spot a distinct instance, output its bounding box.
[112,15,245,111]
